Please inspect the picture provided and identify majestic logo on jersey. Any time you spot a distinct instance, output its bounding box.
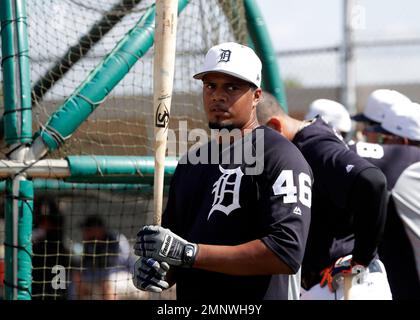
[293,206,302,215]
[208,165,243,220]
[219,49,231,63]
[346,164,354,173]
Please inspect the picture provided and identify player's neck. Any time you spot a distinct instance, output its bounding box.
[284,117,303,141]
[242,118,259,134]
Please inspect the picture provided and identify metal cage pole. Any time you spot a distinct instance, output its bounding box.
[0,0,33,300]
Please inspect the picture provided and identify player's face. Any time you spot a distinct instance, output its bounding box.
[356,121,380,143]
[362,126,382,143]
[202,73,261,131]
[361,125,407,145]
[375,133,407,145]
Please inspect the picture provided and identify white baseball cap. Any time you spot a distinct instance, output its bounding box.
[376,102,420,141]
[352,89,411,124]
[305,99,352,133]
[193,42,262,88]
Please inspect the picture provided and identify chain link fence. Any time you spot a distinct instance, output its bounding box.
[267,0,420,118]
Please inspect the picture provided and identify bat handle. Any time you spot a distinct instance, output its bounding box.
[343,273,355,300]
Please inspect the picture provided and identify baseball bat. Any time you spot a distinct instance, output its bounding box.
[343,273,355,300]
[153,0,178,226]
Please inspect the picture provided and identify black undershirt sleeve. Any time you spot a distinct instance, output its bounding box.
[348,167,388,266]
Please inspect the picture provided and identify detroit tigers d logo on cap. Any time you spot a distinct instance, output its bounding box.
[218,49,231,63]
[193,42,262,88]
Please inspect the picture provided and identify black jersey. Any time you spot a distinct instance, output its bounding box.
[350,141,420,189]
[292,118,386,287]
[350,141,420,299]
[162,126,313,300]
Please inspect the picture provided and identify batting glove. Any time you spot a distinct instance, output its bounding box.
[134,225,199,268]
[320,255,367,292]
[133,257,170,293]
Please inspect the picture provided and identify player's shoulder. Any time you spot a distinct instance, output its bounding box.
[336,141,378,171]
[257,126,304,155]
[256,125,312,172]
[257,125,298,149]
[295,120,347,157]
[296,123,376,175]
[293,118,350,158]
[388,143,420,161]
[295,117,339,143]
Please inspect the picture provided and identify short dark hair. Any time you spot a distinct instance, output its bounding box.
[257,91,287,125]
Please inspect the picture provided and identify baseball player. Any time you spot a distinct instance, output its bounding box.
[257,92,392,300]
[351,89,411,143]
[305,99,352,141]
[350,101,420,299]
[132,42,313,300]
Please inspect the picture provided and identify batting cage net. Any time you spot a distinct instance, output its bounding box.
[29,0,247,158]
[0,0,250,299]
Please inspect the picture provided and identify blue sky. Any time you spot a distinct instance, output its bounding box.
[256,0,420,86]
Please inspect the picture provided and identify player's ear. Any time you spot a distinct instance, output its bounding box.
[267,117,282,133]
[252,88,262,107]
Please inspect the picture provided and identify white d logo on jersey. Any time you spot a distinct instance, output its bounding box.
[208,165,243,220]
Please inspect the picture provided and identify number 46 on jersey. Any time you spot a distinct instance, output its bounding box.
[273,170,312,209]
